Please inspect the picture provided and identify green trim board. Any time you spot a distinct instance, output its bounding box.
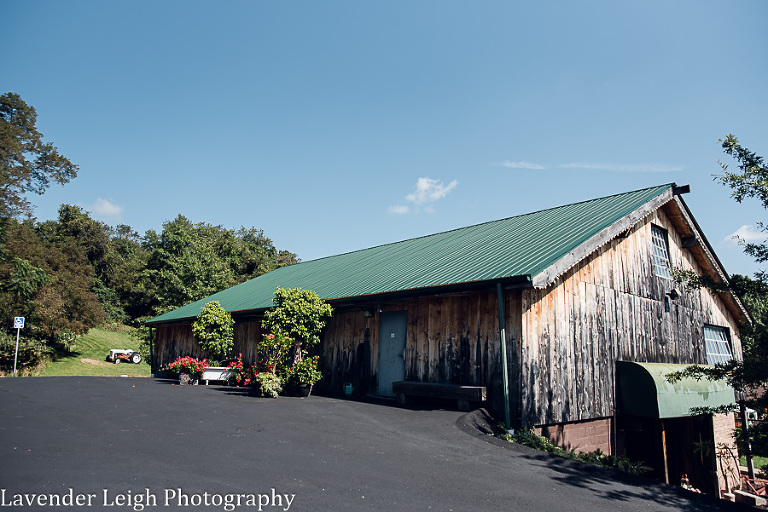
[147,184,678,325]
[616,361,735,418]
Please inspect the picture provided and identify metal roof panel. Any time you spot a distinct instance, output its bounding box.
[147,184,673,324]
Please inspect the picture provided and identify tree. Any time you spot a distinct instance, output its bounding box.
[716,135,768,274]
[0,93,78,219]
[192,301,234,362]
[261,287,333,366]
[0,219,105,339]
[141,216,296,315]
[667,135,768,476]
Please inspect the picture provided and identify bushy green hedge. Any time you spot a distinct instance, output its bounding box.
[0,332,49,375]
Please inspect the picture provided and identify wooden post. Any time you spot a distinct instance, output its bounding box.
[661,420,670,485]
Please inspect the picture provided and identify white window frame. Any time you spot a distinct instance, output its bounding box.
[651,225,673,279]
[704,325,733,365]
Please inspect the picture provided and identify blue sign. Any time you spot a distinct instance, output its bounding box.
[14,317,24,329]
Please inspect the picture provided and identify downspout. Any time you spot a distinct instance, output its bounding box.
[497,283,512,432]
[149,326,155,376]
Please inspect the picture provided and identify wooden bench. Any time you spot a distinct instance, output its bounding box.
[392,381,487,411]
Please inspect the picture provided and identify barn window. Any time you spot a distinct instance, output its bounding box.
[651,225,673,279]
[704,325,733,365]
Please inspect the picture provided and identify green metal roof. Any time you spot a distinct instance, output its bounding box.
[617,361,735,418]
[147,184,674,325]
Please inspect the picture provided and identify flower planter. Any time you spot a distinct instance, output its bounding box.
[298,384,313,397]
[179,374,199,385]
[201,367,236,385]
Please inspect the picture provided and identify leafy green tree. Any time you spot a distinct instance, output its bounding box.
[0,219,105,338]
[192,301,234,362]
[261,287,333,365]
[0,93,78,219]
[142,216,237,313]
[142,216,297,315]
[668,136,768,473]
[1,257,48,301]
[716,134,768,274]
[108,224,152,320]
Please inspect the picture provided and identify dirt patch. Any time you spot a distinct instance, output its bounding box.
[80,358,110,366]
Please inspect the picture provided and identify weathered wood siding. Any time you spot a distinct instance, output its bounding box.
[154,323,194,368]
[320,290,522,412]
[153,320,262,368]
[520,206,743,427]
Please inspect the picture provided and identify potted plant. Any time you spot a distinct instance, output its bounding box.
[226,353,256,387]
[163,356,207,385]
[284,354,322,396]
[192,301,237,384]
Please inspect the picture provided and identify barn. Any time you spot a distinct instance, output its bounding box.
[147,183,748,496]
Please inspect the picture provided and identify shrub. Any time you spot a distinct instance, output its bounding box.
[257,332,292,374]
[252,372,283,398]
[192,301,234,361]
[500,426,651,475]
[284,354,322,385]
[227,353,256,387]
[0,332,49,375]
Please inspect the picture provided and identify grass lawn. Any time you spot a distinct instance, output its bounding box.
[740,455,768,470]
[39,327,150,377]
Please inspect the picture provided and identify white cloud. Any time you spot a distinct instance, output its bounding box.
[389,205,410,215]
[389,177,458,214]
[725,225,767,245]
[406,177,458,205]
[88,198,123,219]
[500,161,546,170]
[558,162,683,173]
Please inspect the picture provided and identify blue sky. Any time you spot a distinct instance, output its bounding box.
[2,1,767,276]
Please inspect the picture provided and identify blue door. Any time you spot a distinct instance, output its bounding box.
[377,311,407,397]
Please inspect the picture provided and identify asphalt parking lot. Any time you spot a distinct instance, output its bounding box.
[0,377,752,511]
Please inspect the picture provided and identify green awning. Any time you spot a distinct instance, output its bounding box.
[616,361,735,418]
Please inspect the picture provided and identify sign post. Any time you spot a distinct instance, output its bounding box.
[13,317,24,376]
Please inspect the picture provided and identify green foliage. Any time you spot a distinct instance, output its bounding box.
[226,353,256,386]
[284,353,322,385]
[261,287,333,350]
[0,92,78,219]
[1,257,48,300]
[257,332,292,374]
[1,219,106,339]
[53,329,77,351]
[192,301,234,361]
[500,426,651,475]
[716,134,768,273]
[0,330,49,375]
[252,372,283,398]
[142,217,296,316]
[737,425,768,458]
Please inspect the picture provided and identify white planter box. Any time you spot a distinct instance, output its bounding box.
[201,367,236,385]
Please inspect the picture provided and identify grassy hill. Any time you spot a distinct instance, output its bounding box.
[39,327,151,377]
